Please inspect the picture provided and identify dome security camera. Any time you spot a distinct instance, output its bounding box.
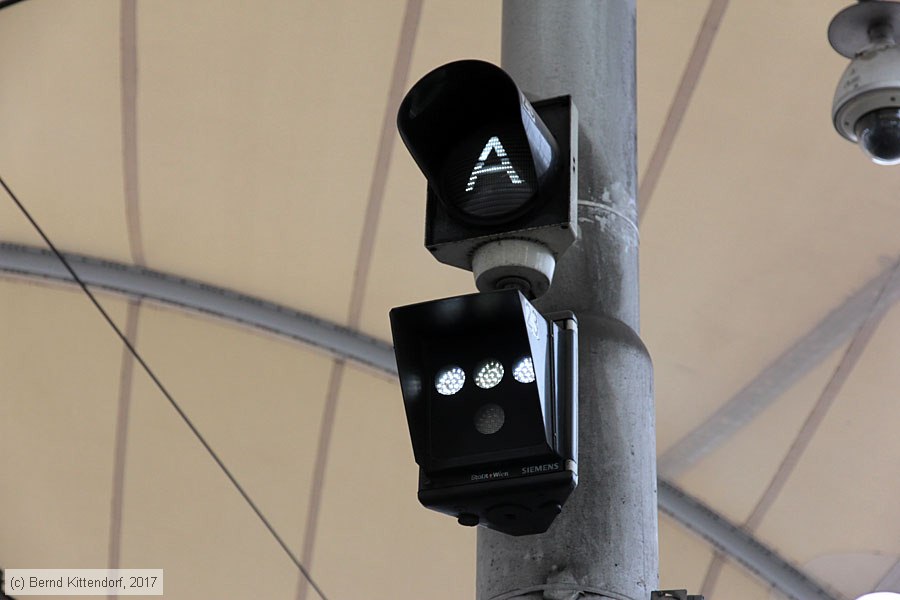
[833,43,900,164]
[829,1,900,165]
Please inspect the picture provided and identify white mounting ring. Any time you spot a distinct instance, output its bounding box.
[471,239,556,298]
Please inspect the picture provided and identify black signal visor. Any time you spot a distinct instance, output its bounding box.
[397,60,560,226]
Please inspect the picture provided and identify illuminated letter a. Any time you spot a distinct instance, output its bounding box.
[465,136,524,192]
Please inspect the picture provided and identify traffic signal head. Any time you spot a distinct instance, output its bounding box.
[398,60,560,223]
[389,289,578,536]
[397,60,578,297]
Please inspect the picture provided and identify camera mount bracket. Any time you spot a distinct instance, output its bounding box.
[829,0,900,58]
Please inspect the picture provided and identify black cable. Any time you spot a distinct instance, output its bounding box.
[0,174,330,600]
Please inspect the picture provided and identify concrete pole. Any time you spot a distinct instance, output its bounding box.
[476,2,658,600]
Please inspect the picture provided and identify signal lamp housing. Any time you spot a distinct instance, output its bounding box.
[397,60,578,298]
[389,289,578,536]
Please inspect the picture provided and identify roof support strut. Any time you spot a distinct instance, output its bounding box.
[0,243,395,374]
[658,481,838,600]
[0,241,837,600]
[660,258,900,478]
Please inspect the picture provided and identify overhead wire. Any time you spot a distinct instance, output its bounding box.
[0,174,330,600]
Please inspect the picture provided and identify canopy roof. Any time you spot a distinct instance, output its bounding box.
[1,1,898,599]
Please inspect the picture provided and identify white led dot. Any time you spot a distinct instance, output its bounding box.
[475,360,504,389]
[435,366,465,395]
[513,357,535,384]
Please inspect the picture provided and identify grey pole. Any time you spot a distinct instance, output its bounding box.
[477,2,658,599]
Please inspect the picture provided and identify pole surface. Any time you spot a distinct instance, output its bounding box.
[477,2,658,599]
